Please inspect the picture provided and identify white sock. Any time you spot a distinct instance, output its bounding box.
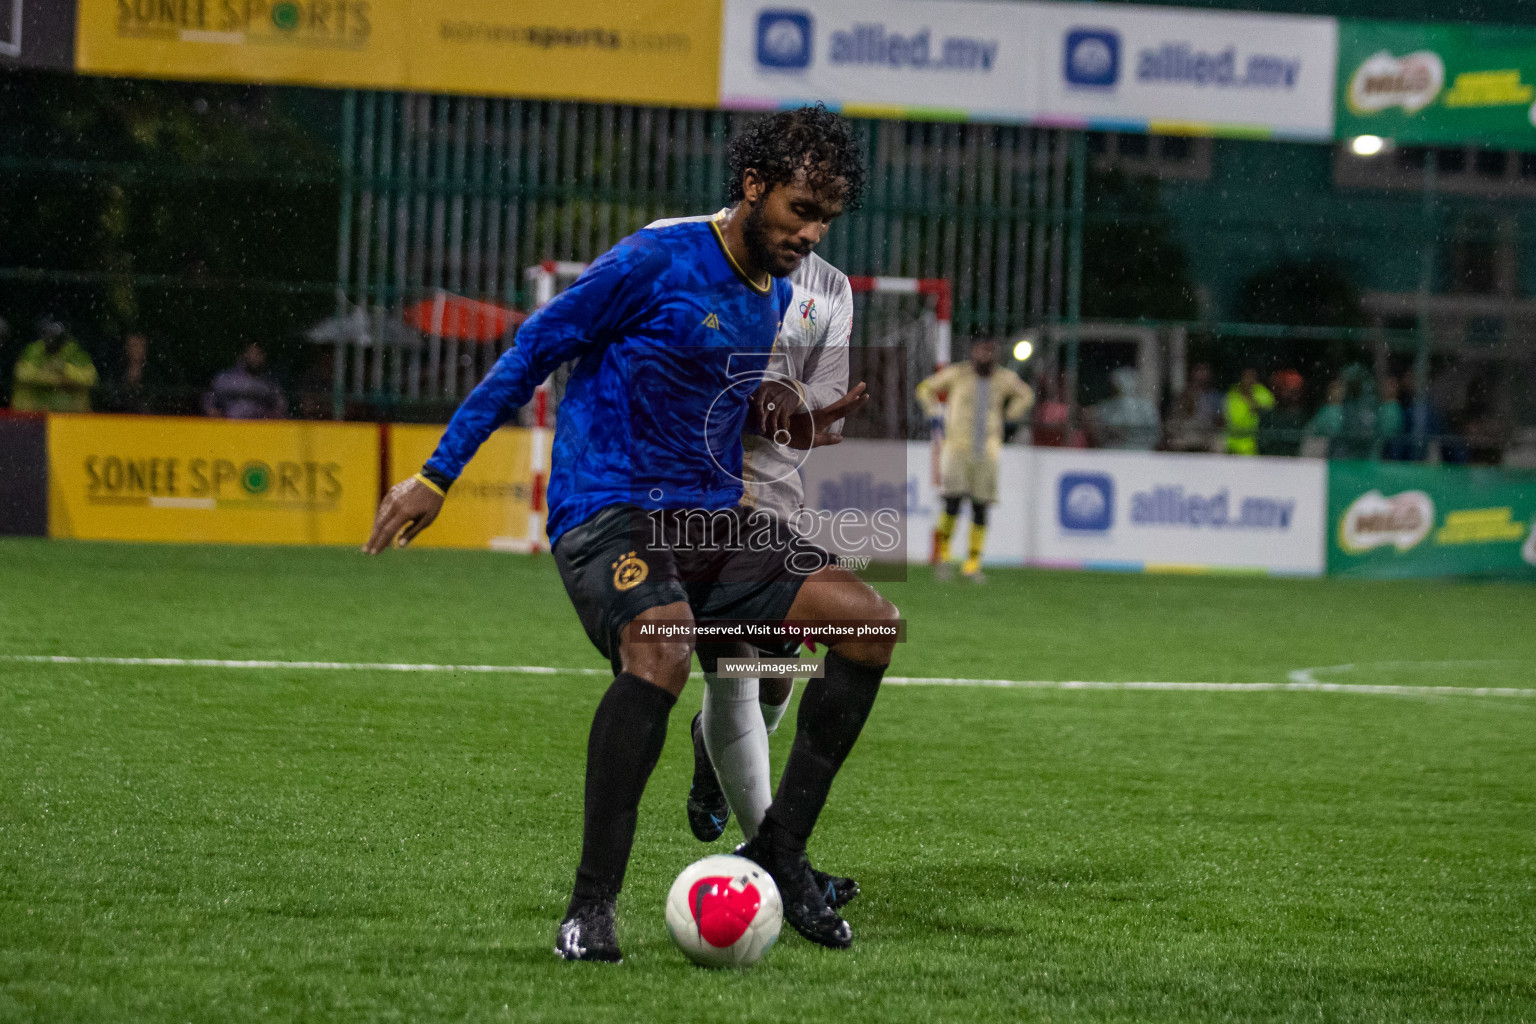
[701,673,773,839]
[759,691,792,736]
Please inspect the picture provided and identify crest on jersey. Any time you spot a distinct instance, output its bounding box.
[798,298,816,324]
[700,312,721,330]
[612,551,649,591]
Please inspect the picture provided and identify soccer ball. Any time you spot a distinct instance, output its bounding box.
[664,854,782,968]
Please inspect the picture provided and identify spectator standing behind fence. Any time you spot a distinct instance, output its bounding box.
[203,342,286,419]
[100,333,161,415]
[1304,379,1346,457]
[1306,370,1378,459]
[1030,371,1087,448]
[1090,367,1160,450]
[11,317,97,413]
[1376,376,1405,457]
[1259,369,1307,457]
[1165,362,1224,452]
[1336,367,1378,459]
[1224,368,1274,455]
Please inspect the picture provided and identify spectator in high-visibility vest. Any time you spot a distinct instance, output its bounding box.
[1225,368,1274,456]
[11,318,97,413]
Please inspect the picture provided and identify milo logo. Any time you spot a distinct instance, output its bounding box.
[1348,50,1445,115]
[1339,489,1434,553]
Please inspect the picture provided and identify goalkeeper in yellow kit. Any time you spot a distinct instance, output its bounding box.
[915,338,1033,581]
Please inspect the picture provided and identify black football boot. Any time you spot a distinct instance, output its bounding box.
[685,711,731,842]
[736,820,852,949]
[554,897,622,963]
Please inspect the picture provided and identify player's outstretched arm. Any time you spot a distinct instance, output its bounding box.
[362,474,445,554]
[407,236,670,520]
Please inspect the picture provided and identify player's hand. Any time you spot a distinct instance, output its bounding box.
[787,381,871,449]
[750,380,801,445]
[362,476,445,554]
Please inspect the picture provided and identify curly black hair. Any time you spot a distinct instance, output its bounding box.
[727,104,867,211]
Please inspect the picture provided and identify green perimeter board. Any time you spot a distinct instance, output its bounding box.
[1338,19,1536,150]
[1329,459,1536,578]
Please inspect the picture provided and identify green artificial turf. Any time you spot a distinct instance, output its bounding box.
[1,539,1533,1022]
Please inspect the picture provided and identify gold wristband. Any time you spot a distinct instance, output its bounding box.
[411,472,446,498]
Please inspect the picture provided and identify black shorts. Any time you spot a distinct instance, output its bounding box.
[552,504,828,672]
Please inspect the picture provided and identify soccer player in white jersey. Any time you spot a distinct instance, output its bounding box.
[648,209,862,907]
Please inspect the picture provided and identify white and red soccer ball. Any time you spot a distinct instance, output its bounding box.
[665,855,782,968]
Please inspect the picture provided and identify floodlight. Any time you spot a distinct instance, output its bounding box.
[1350,135,1386,157]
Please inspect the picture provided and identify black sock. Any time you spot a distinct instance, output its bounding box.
[569,672,677,908]
[764,650,885,849]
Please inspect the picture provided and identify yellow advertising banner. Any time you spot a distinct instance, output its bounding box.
[77,0,410,90]
[48,415,379,546]
[387,424,546,550]
[77,0,720,107]
[409,0,719,106]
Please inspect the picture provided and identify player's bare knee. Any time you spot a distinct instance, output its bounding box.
[839,595,899,666]
[828,609,897,665]
[835,633,896,666]
[621,603,694,695]
[621,638,692,695]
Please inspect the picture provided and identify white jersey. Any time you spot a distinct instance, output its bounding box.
[647,211,853,517]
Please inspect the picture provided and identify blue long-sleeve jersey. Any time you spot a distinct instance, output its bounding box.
[423,220,793,545]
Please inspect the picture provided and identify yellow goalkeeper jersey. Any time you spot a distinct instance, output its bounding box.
[915,362,1034,460]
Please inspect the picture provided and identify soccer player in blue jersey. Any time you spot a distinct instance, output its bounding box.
[364,107,898,962]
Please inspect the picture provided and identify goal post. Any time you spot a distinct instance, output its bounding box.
[846,275,952,368]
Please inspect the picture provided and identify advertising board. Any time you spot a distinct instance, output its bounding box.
[1337,20,1536,152]
[411,0,719,105]
[48,415,378,546]
[76,0,409,90]
[807,442,1319,574]
[1336,20,1536,151]
[0,416,47,537]
[386,424,539,550]
[720,0,1043,121]
[75,0,719,107]
[1029,448,1327,575]
[721,0,1337,137]
[1328,460,1536,579]
[1037,3,1337,138]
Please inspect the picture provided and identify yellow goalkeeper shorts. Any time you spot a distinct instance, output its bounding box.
[939,448,998,504]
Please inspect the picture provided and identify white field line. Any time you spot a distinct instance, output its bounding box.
[0,655,1532,699]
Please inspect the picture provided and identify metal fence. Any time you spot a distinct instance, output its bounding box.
[7,75,1530,460]
[332,92,1083,414]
